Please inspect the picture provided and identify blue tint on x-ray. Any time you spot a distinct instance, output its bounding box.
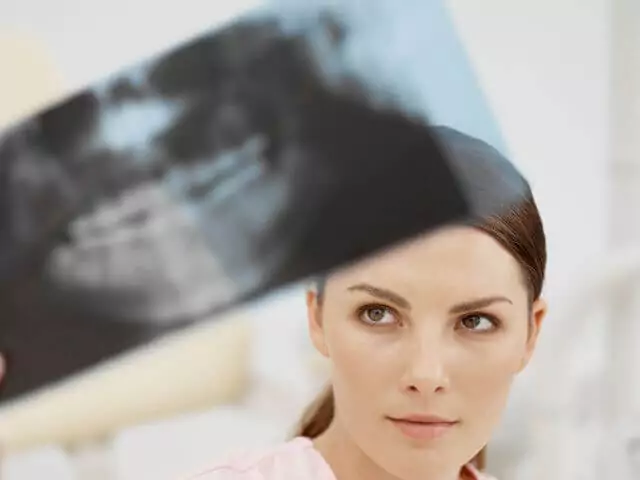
[394,0,508,155]
[272,0,508,156]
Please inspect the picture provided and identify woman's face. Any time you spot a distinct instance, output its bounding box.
[308,226,546,478]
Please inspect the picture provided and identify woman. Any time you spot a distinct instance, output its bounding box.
[188,127,547,480]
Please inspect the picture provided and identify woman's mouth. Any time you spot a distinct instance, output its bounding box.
[386,414,460,441]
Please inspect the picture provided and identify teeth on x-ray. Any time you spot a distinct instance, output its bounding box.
[46,182,237,326]
[168,135,270,205]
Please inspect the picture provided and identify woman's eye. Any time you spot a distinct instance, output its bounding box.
[459,314,496,332]
[359,305,397,325]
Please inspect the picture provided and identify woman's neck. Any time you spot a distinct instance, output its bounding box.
[312,420,463,480]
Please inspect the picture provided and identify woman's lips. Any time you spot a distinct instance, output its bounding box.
[387,416,459,441]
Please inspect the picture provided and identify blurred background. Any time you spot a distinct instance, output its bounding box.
[0,0,637,479]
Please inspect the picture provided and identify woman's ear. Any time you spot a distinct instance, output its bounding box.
[518,297,548,372]
[307,289,329,358]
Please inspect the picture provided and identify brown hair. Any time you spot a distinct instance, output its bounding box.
[293,130,547,473]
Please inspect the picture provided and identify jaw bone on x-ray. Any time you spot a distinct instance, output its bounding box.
[0,0,525,438]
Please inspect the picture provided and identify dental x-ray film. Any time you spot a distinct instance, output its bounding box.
[0,2,526,404]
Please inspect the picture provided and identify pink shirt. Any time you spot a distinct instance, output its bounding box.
[185,437,496,480]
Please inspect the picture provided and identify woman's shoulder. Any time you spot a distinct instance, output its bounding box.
[182,437,336,480]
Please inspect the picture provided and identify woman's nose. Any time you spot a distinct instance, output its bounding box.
[400,337,450,394]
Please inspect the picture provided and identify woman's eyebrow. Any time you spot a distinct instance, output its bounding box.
[347,283,411,309]
[449,296,512,314]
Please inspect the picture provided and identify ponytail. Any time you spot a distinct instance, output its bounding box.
[294,385,487,471]
[295,385,335,438]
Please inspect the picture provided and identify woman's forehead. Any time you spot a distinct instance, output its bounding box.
[327,226,524,295]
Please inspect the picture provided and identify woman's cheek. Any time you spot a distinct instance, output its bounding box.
[327,322,398,392]
[452,337,524,412]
